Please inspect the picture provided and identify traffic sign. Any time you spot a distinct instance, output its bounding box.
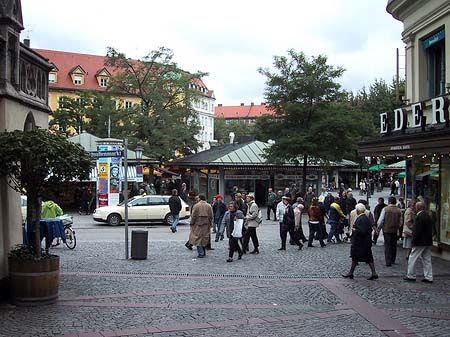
[90,150,123,158]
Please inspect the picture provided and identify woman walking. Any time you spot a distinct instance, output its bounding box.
[342,203,378,280]
[223,201,244,262]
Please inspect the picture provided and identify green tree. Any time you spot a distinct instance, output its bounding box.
[0,129,93,257]
[83,92,123,138]
[257,49,373,193]
[105,47,205,161]
[214,117,256,144]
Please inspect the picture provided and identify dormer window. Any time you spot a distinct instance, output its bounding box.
[100,78,108,87]
[69,65,86,86]
[74,75,83,85]
[96,67,111,89]
[49,73,56,83]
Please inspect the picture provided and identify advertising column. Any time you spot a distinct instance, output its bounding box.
[96,144,122,207]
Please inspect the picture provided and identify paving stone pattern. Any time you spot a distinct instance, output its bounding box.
[2,224,450,336]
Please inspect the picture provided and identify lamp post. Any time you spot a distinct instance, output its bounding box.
[135,144,143,163]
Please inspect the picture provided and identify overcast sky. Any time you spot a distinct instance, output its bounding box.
[21,0,404,106]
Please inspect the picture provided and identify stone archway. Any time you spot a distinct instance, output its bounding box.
[23,111,35,131]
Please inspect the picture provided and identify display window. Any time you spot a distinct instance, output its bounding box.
[440,157,450,245]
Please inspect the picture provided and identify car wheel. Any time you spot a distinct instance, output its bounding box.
[107,213,122,226]
[164,213,173,226]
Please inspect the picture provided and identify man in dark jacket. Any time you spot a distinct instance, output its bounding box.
[404,202,433,283]
[372,197,387,244]
[169,189,182,233]
[279,196,303,251]
[213,194,227,242]
[346,191,357,215]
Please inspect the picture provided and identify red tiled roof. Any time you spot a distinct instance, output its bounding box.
[34,49,213,96]
[214,103,275,119]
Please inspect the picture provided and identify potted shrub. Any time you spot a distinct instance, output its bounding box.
[0,129,93,305]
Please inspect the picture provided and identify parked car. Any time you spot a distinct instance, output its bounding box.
[93,195,190,226]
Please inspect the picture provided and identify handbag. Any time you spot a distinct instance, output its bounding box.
[232,218,244,238]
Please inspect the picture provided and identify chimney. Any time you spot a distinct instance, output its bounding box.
[229,132,235,144]
[218,103,222,107]
[24,38,30,47]
[240,103,244,106]
[250,102,254,106]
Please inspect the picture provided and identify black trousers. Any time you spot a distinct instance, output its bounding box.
[308,222,325,246]
[280,223,301,249]
[229,236,242,258]
[383,232,398,265]
[243,227,259,250]
[267,204,276,220]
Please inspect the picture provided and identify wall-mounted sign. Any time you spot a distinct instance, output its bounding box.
[224,175,270,180]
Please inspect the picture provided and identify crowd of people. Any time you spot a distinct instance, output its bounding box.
[174,184,433,283]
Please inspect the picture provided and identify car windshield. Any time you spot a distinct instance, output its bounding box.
[117,196,140,206]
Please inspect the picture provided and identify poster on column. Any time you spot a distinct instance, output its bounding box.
[96,144,122,207]
[109,156,121,205]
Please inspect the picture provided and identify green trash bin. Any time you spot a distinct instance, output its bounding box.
[131,230,148,259]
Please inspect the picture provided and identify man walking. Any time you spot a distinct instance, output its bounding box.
[189,195,213,258]
[404,202,433,283]
[266,187,277,220]
[213,194,227,242]
[377,196,402,266]
[169,189,182,233]
[243,193,260,254]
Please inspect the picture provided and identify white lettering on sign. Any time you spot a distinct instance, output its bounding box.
[411,102,424,128]
[393,108,406,131]
[380,112,388,133]
[431,96,449,124]
[389,145,411,151]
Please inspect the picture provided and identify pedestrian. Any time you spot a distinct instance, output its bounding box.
[235,193,247,216]
[377,196,402,267]
[179,182,188,203]
[185,195,200,251]
[278,196,303,250]
[346,191,357,215]
[213,194,227,242]
[317,195,328,239]
[402,198,416,260]
[42,198,63,218]
[394,179,400,195]
[168,189,182,233]
[231,185,239,201]
[243,193,260,254]
[324,191,334,214]
[397,197,407,238]
[293,197,308,243]
[373,197,387,244]
[79,187,90,215]
[188,194,213,258]
[266,187,277,220]
[342,203,378,280]
[390,179,396,196]
[327,197,346,243]
[274,190,283,220]
[404,201,433,283]
[305,186,315,210]
[307,197,326,248]
[223,201,244,262]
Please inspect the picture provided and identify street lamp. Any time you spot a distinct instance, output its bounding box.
[135,144,143,162]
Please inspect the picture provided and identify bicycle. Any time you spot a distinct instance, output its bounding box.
[54,215,76,249]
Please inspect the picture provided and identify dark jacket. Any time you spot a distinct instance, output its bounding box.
[169,195,182,215]
[346,197,357,215]
[282,205,295,227]
[351,214,374,263]
[374,203,386,223]
[213,201,227,223]
[412,210,433,246]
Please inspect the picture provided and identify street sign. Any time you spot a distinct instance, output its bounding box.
[90,150,123,158]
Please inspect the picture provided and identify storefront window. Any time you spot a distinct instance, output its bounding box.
[440,157,450,245]
[412,156,439,240]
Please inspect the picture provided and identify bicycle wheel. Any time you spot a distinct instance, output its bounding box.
[64,227,76,249]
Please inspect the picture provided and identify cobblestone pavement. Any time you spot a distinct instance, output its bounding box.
[1,191,450,337]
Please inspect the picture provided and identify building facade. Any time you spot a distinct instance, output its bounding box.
[33,49,216,151]
[0,0,52,297]
[360,0,450,257]
[215,102,274,124]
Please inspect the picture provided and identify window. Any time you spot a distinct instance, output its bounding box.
[73,75,83,85]
[49,73,56,83]
[100,77,108,87]
[58,96,65,108]
[125,101,133,109]
[424,30,446,97]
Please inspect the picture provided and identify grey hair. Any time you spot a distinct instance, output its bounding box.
[355,203,366,214]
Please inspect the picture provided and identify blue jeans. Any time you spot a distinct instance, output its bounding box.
[215,218,225,241]
[171,214,180,231]
[327,221,342,242]
[196,246,206,257]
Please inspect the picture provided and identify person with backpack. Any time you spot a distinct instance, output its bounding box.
[243,193,261,254]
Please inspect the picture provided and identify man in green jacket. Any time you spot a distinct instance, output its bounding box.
[42,199,63,219]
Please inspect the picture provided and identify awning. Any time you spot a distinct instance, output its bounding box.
[397,171,406,178]
[154,167,181,179]
[369,164,387,172]
[415,170,439,181]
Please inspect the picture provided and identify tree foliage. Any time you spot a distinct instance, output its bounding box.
[214,117,256,144]
[105,47,206,160]
[257,49,374,192]
[0,129,94,257]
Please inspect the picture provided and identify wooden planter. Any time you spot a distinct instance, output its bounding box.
[8,255,60,306]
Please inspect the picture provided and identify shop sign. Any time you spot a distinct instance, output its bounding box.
[275,174,303,180]
[224,175,270,180]
[208,174,219,179]
[380,95,449,134]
